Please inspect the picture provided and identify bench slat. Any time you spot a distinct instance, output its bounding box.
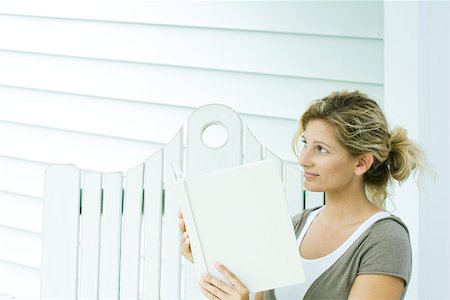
[186,104,243,177]
[142,149,164,300]
[99,172,123,300]
[305,191,325,209]
[161,129,183,300]
[244,127,262,164]
[41,165,80,300]
[284,163,304,216]
[79,171,102,299]
[120,163,145,299]
[264,148,283,176]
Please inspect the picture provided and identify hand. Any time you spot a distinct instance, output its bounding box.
[199,263,250,300]
[178,211,194,263]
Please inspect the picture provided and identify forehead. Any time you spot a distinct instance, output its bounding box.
[303,119,335,139]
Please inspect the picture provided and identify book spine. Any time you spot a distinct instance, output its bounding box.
[181,182,208,276]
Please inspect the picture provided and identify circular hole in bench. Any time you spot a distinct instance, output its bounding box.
[201,122,229,149]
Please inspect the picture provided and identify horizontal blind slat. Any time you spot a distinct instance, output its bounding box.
[0,226,41,268]
[0,260,40,297]
[0,68,383,121]
[0,156,48,197]
[0,2,382,38]
[0,16,382,83]
[0,191,42,233]
[0,121,162,172]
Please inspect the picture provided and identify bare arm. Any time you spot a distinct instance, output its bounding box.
[348,274,404,300]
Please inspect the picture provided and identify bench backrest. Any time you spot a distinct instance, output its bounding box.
[40,104,324,299]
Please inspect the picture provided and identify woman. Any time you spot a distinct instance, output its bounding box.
[178,91,426,299]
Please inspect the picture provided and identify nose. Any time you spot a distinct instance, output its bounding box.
[298,147,313,168]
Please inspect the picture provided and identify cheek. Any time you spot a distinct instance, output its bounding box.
[321,160,354,183]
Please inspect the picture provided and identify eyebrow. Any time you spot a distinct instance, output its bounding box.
[300,134,333,149]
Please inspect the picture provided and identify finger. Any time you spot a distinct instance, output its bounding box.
[181,232,189,242]
[199,278,228,299]
[178,218,186,232]
[178,210,183,218]
[200,287,220,300]
[181,235,190,249]
[181,237,191,254]
[181,233,190,254]
[201,273,233,295]
[215,263,243,288]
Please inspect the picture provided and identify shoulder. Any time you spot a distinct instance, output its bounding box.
[367,215,410,243]
[291,206,323,235]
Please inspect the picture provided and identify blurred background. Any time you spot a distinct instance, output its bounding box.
[0,1,448,299]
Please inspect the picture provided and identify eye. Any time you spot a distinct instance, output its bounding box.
[299,138,307,149]
[316,145,328,153]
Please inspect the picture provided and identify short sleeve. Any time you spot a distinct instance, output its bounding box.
[358,220,412,286]
[291,206,323,237]
[291,212,303,227]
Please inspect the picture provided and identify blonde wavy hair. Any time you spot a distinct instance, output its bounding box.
[292,91,426,208]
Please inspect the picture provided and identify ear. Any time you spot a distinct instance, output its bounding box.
[354,153,374,176]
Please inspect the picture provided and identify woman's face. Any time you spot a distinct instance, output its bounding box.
[298,119,359,193]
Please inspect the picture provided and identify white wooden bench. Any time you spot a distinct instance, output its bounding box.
[40,104,324,300]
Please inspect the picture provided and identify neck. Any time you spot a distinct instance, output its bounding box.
[322,182,380,225]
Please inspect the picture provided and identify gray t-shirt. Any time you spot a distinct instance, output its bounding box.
[263,207,412,300]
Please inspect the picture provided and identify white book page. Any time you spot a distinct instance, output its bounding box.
[177,160,305,293]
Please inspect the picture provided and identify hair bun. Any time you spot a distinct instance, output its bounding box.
[388,127,415,182]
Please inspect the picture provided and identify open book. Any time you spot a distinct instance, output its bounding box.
[172,159,305,293]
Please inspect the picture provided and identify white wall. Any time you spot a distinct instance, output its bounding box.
[0,1,383,298]
[384,1,450,299]
[384,3,420,299]
[417,1,449,299]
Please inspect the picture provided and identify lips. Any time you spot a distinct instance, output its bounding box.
[303,171,319,180]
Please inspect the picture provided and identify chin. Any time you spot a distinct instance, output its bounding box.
[305,188,323,193]
[303,184,324,193]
